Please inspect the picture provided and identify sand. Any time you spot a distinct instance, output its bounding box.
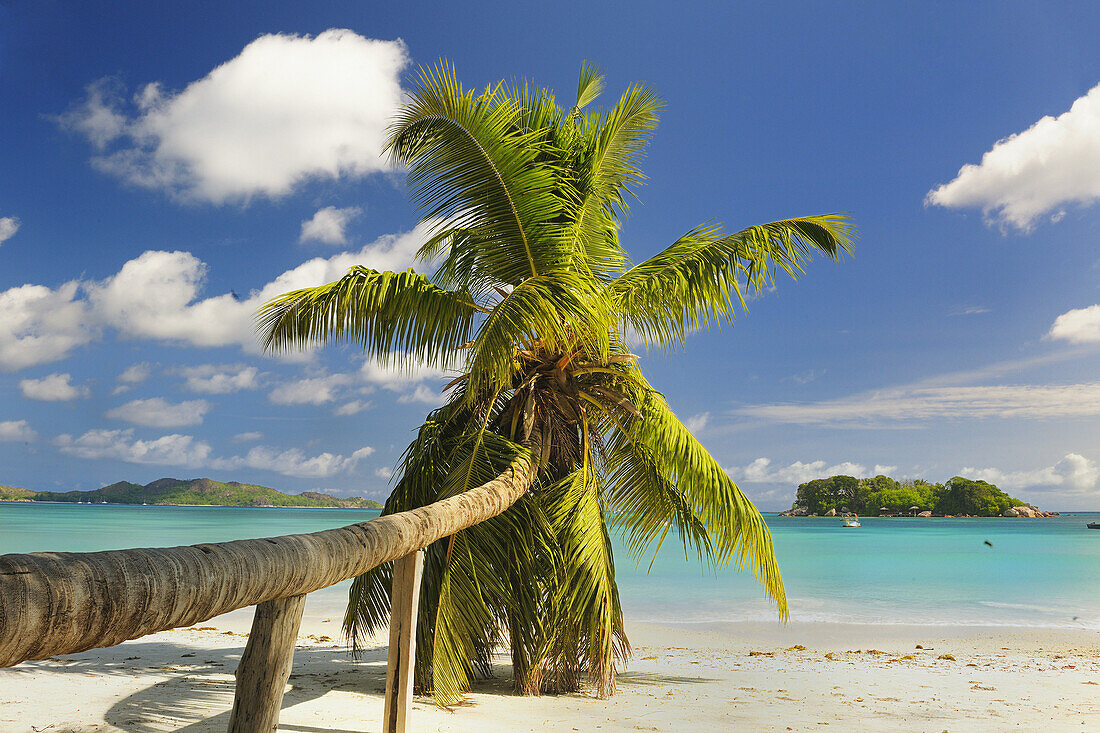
[3,603,1099,733]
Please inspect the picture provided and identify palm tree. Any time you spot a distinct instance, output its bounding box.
[258,62,852,704]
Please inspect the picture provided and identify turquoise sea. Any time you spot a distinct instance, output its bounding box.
[2,503,1099,630]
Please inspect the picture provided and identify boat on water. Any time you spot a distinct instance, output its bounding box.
[1088,522,1100,530]
[842,515,861,528]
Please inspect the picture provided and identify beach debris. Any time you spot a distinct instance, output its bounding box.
[938,654,956,661]
[749,650,775,657]
[984,540,993,547]
[640,655,658,660]
[865,649,887,655]
[915,644,924,649]
[788,645,807,651]
[824,652,838,660]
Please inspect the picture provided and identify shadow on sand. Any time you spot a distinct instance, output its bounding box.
[12,637,716,732]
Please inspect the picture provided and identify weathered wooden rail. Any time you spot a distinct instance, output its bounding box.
[0,447,537,732]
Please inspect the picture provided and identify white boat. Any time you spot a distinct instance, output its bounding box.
[842,515,861,527]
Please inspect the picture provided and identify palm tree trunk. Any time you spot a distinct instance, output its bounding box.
[0,443,540,668]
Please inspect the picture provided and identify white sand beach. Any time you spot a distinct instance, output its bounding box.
[4,600,1099,733]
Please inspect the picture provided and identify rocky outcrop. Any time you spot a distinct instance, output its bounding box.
[917,510,932,517]
[1004,504,1056,518]
[825,508,837,516]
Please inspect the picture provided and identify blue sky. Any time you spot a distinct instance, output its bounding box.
[2,2,1099,509]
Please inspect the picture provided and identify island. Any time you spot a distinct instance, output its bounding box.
[780,474,1055,517]
[0,477,383,509]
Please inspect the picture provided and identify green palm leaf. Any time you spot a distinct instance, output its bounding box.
[257,266,478,367]
[612,215,854,348]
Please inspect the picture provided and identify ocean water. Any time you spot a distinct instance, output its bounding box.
[2,503,1099,630]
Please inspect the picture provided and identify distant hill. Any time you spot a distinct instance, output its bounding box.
[1,478,383,509]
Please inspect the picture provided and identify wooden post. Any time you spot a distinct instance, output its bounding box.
[228,593,307,733]
[383,550,424,733]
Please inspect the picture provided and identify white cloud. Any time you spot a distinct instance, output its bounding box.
[177,363,260,394]
[0,217,20,245]
[727,457,868,485]
[950,306,991,316]
[685,412,709,432]
[0,282,94,371]
[334,399,373,416]
[119,362,154,384]
[0,224,431,371]
[19,373,89,401]
[962,453,1099,493]
[926,82,1100,230]
[397,384,443,405]
[63,30,407,203]
[374,466,394,479]
[1049,304,1100,344]
[268,373,352,405]
[361,353,449,389]
[738,381,1100,425]
[106,397,211,427]
[300,206,361,245]
[232,431,263,443]
[873,464,899,476]
[214,444,374,478]
[0,420,37,442]
[55,429,212,466]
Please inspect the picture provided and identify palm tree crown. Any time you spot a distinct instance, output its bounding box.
[259,62,853,704]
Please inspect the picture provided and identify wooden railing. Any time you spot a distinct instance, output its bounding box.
[0,446,537,732]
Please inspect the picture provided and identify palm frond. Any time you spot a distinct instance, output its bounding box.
[387,62,566,284]
[540,468,628,697]
[624,388,788,617]
[611,214,854,349]
[257,266,478,366]
[603,429,713,569]
[574,61,605,111]
[464,272,613,398]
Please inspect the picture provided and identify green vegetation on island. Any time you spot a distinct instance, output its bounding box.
[791,474,1030,517]
[0,478,383,509]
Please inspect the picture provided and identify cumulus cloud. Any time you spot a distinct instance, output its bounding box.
[0,420,37,442]
[727,457,869,485]
[397,384,443,405]
[106,397,211,427]
[268,373,353,405]
[177,363,260,394]
[231,431,263,443]
[62,30,407,203]
[361,353,449,389]
[873,464,899,475]
[0,282,94,371]
[0,224,430,371]
[685,412,709,432]
[0,217,20,245]
[926,82,1100,230]
[119,362,154,384]
[214,444,374,478]
[738,381,1100,426]
[334,399,373,416]
[962,453,1099,493]
[300,206,362,245]
[19,373,89,401]
[56,429,213,466]
[1049,304,1100,344]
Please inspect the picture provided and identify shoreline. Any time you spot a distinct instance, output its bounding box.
[4,610,1098,732]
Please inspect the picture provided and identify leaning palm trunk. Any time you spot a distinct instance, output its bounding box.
[0,440,540,668]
